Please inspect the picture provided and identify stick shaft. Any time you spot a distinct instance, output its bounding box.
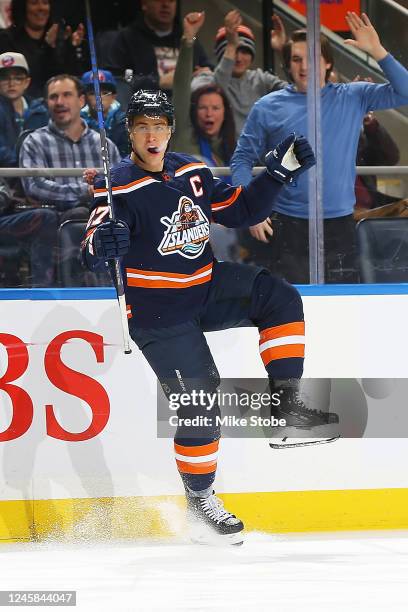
[85,0,132,354]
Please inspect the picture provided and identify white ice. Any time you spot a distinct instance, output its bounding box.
[1,531,408,611]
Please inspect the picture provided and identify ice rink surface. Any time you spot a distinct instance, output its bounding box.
[1,531,408,611]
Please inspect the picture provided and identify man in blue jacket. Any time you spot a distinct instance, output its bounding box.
[231,12,408,283]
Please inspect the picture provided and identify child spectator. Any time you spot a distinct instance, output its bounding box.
[213,10,287,137]
[81,69,129,158]
[0,51,47,165]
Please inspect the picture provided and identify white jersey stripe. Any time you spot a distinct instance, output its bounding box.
[259,335,305,353]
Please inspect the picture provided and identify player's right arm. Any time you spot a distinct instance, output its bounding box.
[81,177,135,270]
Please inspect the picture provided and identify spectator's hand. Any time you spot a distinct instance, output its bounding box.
[265,133,316,184]
[159,68,176,90]
[88,184,94,197]
[344,12,387,61]
[249,219,274,243]
[94,220,130,260]
[270,15,287,52]
[224,9,241,47]
[192,65,213,78]
[70,23,85,47]
[183,11,205,42]
[352,74,373,83]
[363,111,377,127]
[44,23,58,48]
[83,168,98,185]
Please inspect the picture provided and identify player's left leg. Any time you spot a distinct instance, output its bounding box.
[201,262,339,447]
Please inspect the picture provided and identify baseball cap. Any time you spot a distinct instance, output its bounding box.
[81,69,117,93]
[0,52,29,74]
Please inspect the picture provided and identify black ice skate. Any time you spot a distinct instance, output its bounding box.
[269,382,340,449]
[186,492,244,546]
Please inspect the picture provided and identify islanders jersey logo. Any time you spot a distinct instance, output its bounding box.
[158,196,210,259]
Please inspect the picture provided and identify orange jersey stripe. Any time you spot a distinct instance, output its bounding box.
[176,460,217,474]
[261,344,305,366]
[127,275,211,289]
[174,440,219,457]
[260,322,305,343]
[175,162,206,175]
[94,176,154,194]
[126,263,213,289]
[211,186,242,211]
[112,177,154,191]
[126,263,212,280]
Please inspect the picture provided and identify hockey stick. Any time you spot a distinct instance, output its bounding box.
[85,0,132,354]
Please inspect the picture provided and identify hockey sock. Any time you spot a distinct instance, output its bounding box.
[250,272,305,379]
[174,439,219,494]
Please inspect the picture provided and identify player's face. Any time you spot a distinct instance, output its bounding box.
[196,93,225,139]
[47,78,85,128]
[86,89,116,116]
[25,0,50,31]
[232,48,253,78]
[128,114,172,172]
[141,0,176,31]
[290,41,331,93]
[0,69,31,101]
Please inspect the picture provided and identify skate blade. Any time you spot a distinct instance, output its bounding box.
[269,435,340,449]
[188,522,244,546]
[270,423,338,439]
[190,531,244,546]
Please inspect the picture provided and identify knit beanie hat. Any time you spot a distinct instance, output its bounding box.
[214,25,256,63]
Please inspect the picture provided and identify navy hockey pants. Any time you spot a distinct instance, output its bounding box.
[130,261,304,493]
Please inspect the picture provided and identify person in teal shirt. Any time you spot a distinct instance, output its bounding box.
[231,12,408,283]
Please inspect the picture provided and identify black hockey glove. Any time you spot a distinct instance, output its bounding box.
[93,220,130,260]
[265,133,316,184]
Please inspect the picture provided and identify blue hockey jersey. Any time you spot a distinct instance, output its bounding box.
[83,152,283,328]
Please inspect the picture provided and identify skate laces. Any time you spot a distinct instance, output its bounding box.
[200,494,236,525]
[289,389,326,417]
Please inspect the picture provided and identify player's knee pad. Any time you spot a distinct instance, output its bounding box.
[250,271,304,325]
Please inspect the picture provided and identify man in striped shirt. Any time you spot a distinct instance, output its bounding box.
[19,74,120,221]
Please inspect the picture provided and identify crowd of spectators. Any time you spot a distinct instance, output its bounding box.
[0,0,406,288]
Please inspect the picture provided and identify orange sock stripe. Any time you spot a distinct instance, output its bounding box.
[176,460,217,474]
[174,440,219,457]
[261,344,305,366]
[260,322,305,343]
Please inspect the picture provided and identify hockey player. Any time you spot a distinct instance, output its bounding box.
[82,89,336,545]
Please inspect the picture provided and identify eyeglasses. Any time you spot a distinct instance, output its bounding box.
[0,75,28,83]
[87,90,114,97]
[130,125,170,134]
